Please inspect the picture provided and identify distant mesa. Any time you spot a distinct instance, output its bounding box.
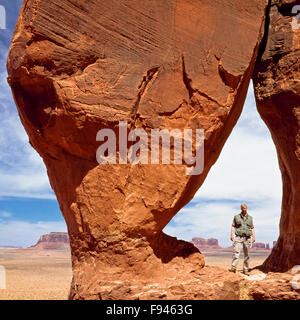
[191,237,222,251]
[29,232,70,251]
[0,245,22,249]
[191,238,272,252]
[252,242,270,250]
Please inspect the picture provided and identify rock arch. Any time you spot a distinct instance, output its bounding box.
[6,0,300,299]
[253,0,300,272]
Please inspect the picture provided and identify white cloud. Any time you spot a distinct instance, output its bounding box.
[0,220,67,247]
[0,107,55,199]
[195,83,282,202]
[195,127,281,202]
[164,82,282,247]
[164,199,280,248]
[0,211,12,218]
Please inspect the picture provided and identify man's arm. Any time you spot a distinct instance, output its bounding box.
[251,217,255,243]
[252,227,255,243]
[230,225,235,241]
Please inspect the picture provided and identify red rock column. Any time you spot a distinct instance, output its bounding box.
[253,0,300,272]
[7,0,267,299]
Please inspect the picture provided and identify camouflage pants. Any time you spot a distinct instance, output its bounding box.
[231,236,251,271]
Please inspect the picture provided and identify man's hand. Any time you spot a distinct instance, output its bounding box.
[230,235,234,241]
[252,237,255,243]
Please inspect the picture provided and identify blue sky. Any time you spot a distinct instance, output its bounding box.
[0,1,281,248]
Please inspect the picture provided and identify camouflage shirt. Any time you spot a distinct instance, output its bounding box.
[232,213,254,237]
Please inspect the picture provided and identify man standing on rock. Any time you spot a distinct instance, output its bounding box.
[229,203,255,275]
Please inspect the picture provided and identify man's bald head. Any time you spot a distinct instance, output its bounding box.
[241,203,247,214]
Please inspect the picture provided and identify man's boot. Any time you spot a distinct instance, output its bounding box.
[229,267,236,273]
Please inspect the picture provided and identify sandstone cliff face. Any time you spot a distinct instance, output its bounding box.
[7,0,271,299]
[253,0,300,272]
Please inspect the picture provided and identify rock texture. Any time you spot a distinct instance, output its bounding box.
[7,0,269,299]
[90,266,244,300]
[253,0,300,272]
[191,238,222,251]
[30,232,70,251]
[249,271,300,300]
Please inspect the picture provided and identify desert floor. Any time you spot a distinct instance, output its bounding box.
[204,249,270,271]
[0,248,72,300]
[0,248,270,300]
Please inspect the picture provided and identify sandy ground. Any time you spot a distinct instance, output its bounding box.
[0,248,72,300]
[0,248,270,300]
[203,249,270,271]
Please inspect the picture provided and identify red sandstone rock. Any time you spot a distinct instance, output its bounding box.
[30,232,70,251]
[7,0,268,299]
[253,0,300,272]
[249,272,300,300]
[87,266,244,300]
